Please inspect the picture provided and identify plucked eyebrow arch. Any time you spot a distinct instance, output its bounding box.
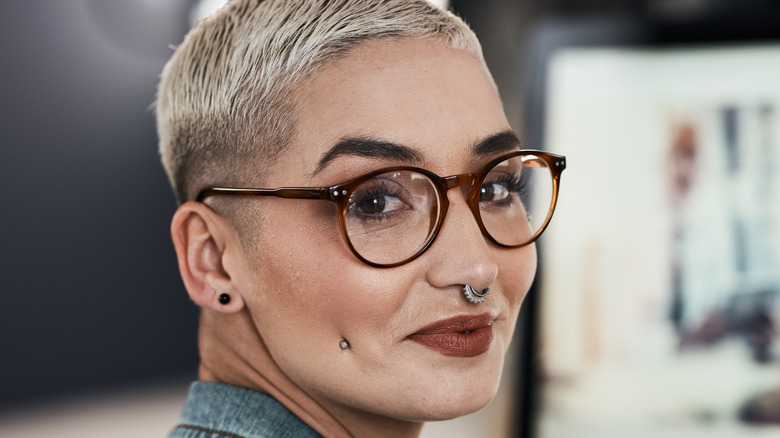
[312,130,522,175]
[472,130,522,158]
[313,137,425,174]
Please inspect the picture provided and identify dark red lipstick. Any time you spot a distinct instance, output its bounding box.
[407,313,495,357]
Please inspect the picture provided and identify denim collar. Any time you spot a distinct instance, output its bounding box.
[170,381,322,438]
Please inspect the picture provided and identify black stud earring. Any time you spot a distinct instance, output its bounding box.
[218,293,231,305]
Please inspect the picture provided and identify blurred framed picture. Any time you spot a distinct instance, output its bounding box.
[532,38,780,437]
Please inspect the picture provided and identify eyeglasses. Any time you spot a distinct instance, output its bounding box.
[197,150,566,268]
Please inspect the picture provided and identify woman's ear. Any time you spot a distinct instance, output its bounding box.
[170,201,245,313]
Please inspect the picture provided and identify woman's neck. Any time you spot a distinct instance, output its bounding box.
[198,309,355,437]
[319,401,424,438]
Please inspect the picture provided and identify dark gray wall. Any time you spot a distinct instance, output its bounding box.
[0,1,198,406]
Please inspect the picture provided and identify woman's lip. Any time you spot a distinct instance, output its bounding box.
[411,313,494,335]
[407,313,495,357]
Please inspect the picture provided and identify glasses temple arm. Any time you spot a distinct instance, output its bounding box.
[196,187,331,202]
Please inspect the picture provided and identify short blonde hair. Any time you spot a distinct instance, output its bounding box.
[156,0,484,203]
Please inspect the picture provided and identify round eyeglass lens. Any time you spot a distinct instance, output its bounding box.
[478,154,554,246]
[344,170,440,265]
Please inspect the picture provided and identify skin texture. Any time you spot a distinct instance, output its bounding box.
[171,38,536,438]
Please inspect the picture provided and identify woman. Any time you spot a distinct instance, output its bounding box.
[156,1,565,437]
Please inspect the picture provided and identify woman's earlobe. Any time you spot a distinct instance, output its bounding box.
[204,271,245,313]
[171,201,245,313]
[211,291,245,313]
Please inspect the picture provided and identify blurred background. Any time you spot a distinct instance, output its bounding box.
[1,1,779,437]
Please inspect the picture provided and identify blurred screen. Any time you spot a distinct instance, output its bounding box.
[537,45,780,437]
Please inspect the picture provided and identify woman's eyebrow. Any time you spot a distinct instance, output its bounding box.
[312,131,520,175]
[313,136,425,174]
[472,131,522,158]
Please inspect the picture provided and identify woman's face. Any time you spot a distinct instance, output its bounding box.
[234,38,536,424]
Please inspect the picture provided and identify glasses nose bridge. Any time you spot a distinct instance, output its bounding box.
[442,173,479,197]
[440,173,482,224]
[432,172,491,256]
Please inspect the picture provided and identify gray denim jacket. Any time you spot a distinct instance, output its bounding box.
[169,382,323,438]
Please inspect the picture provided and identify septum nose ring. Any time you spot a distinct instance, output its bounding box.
[463,285,490,304]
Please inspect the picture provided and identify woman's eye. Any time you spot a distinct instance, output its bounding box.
[480,182,511,202]
[347,179,412,220]
[354,195,406,214]
[480,173,524,206]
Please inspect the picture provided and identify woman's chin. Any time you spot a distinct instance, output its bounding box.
[393,351,506,421]
[419,399,494,422]
[395,380,500,422]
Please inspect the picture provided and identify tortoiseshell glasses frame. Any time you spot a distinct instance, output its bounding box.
[197,150,566,268]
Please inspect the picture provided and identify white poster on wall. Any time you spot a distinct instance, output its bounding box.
[538,46,780,437]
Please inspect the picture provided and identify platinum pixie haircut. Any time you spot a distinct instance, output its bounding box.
[156,0,485,203]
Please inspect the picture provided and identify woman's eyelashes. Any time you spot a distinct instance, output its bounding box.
[347,180,412,222]
[480,172,525,207]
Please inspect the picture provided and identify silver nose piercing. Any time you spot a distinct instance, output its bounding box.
[463,285,489,304]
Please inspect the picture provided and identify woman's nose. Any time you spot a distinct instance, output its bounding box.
[423,189,498,292]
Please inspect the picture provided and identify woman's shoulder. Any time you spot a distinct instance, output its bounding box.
[168,381,322,438]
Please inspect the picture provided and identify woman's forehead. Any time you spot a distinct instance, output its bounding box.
[275,38,510,182]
